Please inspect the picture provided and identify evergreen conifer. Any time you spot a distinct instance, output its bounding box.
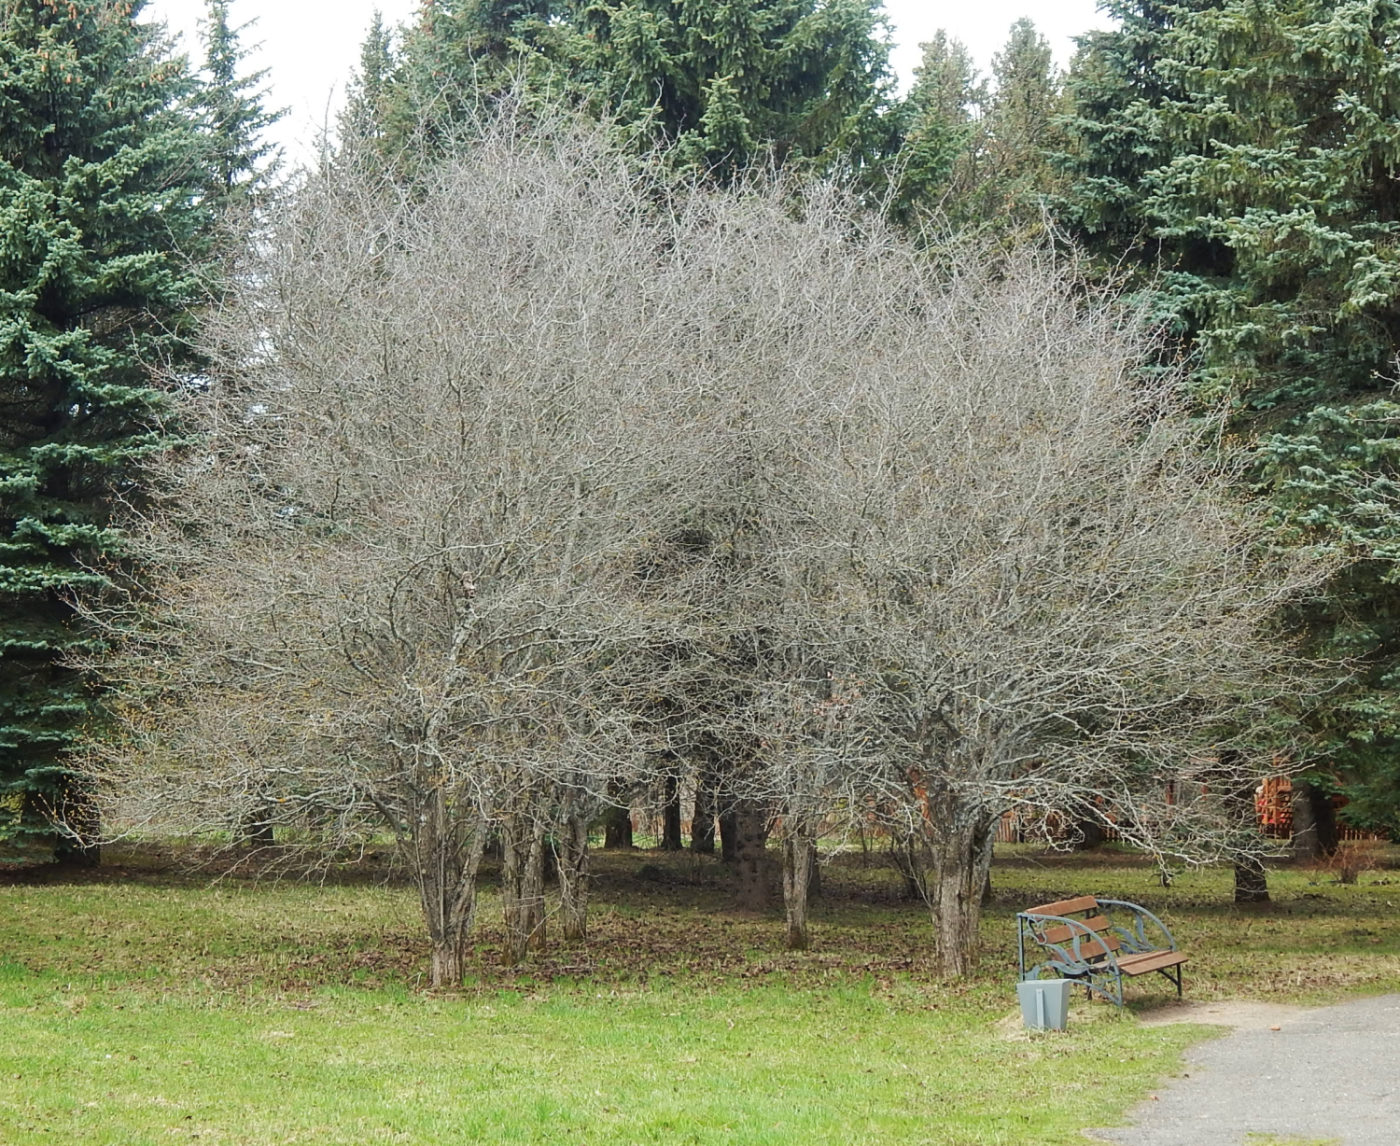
[196,0,282,204]
[1060,0,1400,834]
[0,0,214,861]
[351,0,895,181]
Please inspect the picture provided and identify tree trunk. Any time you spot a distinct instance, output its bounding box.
[926,818,996,978]
[1234,857,1269,904]
[1291,780,1339,861]
[501,812,548,963]
[719,806,739,863]
[557,812,590,944]
[781,827,816,950]
[690,769,718,854]
[1218,759,1270,905]
[602,803,633,849]
[52,836,102,868]
[660,772,683,851]
[241,800,275,847]
[733,799,771,911]
[1071,820,1107,850]
[413,792,487,989]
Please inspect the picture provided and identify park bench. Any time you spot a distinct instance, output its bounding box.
[1016,895,1187,1007]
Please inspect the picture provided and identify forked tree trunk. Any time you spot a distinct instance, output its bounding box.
[413,792,488,988]
[733,799,771,911]
[501,812,548,963]
[556,812,590,943]
[781,825,817,950]
[926,817,997,978]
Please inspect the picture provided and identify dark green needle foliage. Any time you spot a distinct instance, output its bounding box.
[884,30,984,225]
[1057,1,1222,287]
[345,0,896,183]
[195,0,282,205]
[889,18,1064,241]
[0,0,212,861]
[1061,0,1400,830]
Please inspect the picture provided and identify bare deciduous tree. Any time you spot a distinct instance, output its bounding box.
[77,114,1332,984]
[763,245,1333,974]
[81,118,721,985]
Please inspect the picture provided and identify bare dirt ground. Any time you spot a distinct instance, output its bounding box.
[1132,998,1312,1029]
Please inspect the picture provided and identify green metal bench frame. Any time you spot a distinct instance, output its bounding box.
[1017,895,1187,1007]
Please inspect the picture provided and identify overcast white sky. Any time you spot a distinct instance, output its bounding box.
[144,0,1113,164]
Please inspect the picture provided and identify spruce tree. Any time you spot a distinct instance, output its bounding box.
[580,0,893,176]
[1145,0,1400,831]
[891,19,1064,239]
[887,31,985,224]
[357,0,895,181]
[196,0,282,204]
[1059,0,1400,836]
[1057,1,1222,283]
[1145,0,1400,408]
[340,10,396,148]
[974,18,1065,239]
[0,0,211,862]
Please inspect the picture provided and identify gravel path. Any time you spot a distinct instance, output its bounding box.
[1089,995,1400,1145]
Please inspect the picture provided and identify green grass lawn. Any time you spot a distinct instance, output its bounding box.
[1,841,1397,1145]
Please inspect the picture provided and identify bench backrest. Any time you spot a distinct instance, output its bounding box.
[1022,895,1122,963]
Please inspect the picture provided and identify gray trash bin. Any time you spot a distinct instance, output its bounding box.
[1017,977,1072,1030]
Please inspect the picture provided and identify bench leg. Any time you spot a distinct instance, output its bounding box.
[1156,964,1183,999]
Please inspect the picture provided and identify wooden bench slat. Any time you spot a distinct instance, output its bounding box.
[1027,895,1099,917]
[1041,915,1114,945]
[1066,937,1122,961]
[1116,950,1189,976]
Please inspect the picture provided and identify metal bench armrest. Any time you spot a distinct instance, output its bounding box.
[1096,898,1177,952]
